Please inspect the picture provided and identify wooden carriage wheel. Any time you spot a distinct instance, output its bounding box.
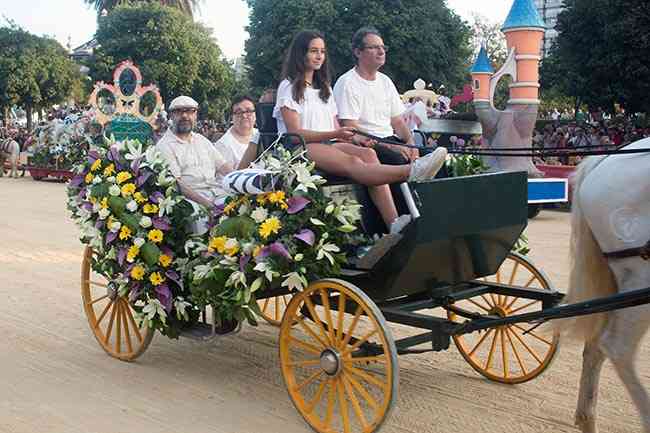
[81,247,154,361]
[257,294,293,326]
[447,253,559,384]
[279,279,398,433]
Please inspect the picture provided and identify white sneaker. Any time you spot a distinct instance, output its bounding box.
[408,147,448,182]
[389,214,412,234]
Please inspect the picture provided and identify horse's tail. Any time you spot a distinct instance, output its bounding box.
[562,156,618,340]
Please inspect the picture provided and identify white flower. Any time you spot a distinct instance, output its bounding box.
[142,298,167,324]
[108,184,121,196]
[282,272,307,291]
[126,200,138,212]
[316,238,341,265]
[310,218,326,226]
[98,208,110,220]
[241,242,255,255]
[192,264,213,281]
[226,270,247,289]
[174,297,192,321]
[139,216,152,228]
[92,202,101,213]
[238,203,250,216]
[294,253,304,262]
[133,237,145,248]
[157,171,174,187]
[106,176,116,183]
[250,207,268,223]
[224,238,239,251]
[124,140,144,161]
[254,261,279,282]
[109,221,122,232]
[91,175,102,185]
[158,196,175,216]
[144,145,165,166]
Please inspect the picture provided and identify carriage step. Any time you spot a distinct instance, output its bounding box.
[353,233,403,270]
[179,321,241,341]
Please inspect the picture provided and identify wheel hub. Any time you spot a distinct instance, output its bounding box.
[107,285,118,300]
[490,305,508,317]
[320,349,342,376]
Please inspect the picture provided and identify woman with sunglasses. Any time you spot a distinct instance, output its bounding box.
[242,30,446,234]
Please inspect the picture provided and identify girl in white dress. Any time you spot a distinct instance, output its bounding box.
[242,30,446,233]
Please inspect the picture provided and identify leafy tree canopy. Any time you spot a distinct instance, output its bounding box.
[90,3,236,120]
[85,0,201,18]
[0,23,81,129]
[245,0,471,94]
[541,0,650,114]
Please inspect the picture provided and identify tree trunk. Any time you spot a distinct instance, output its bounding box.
[26,105,33,131]
[2,106,8,128]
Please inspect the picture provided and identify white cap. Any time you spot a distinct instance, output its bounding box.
[168,95,198,111]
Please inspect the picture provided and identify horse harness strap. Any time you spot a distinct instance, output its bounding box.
[604,240,650,261]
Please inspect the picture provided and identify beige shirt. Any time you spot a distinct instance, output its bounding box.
[156,130,227,201]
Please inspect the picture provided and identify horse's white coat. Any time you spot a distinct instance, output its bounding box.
[0,139,20,178]
[568,136,650,433]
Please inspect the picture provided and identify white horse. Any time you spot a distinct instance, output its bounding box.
[0,138,20,178]
[568,136,650,433]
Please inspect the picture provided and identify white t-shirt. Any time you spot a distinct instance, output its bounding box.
[273,79,338,135]
[333,68,405,138]
[214,126,259,174]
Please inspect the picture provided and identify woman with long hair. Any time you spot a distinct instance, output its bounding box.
[245,30,446,234]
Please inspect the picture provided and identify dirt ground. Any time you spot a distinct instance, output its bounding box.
[0,177,648,433]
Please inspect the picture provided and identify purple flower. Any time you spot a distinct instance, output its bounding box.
[136,171,151,188]
[150,191,165,204]
[95,219,105,230]
[131,157,143,176]
[128,283,142,303]
[294,229,315,246]
[107,147,120,164]
[70,174,85,187]
[165,270,182,289]
[106,231,118,245]
[82,202,93,211]
[77,188,87,200]
[117,247,127,266]
[153,217,171,231]
[88,150,100,164]
[239,254,251,271]
[155,284,172,312]
[287,196,311,214]
[160,245,173,258]
[257,242,291,261]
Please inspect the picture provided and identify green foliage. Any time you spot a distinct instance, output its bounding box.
[90,3,236,120]
[469,14,507,68]
[446,154,489,177]
[0,23,81,129]
[84,0,200,18]
[541,0,650,114]
[245,0,471,94]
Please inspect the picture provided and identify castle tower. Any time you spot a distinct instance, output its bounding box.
[501,0,546,105]
[470,45,494,103]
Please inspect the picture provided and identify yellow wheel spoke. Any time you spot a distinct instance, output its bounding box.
[500,327,508,378]
[305,379,328,414]
[509,299,539,314]
[304,295,332,346]
[324,379,336,428]
[261,297,270,313]
[344,375,379,411]
[340,306,363,349]
[508,262,520,285]
[320,289,336,344]
[275,296,280,322]
[489,293,499,307]
[513,324,554,346]
[115,301,122,353]
[343,376,369,430]
[345,365,387,389]
[510,326,543,364]
[524,275,537,288]
[124,302,144,343]
[480,294,495,308]
[103,301,118,345]
[87,294,109,306]
[484,328,499,371]
[296,317,328,349]
[338,378,352,433]
[294,370,324,392]
[120,301,133,354]
[505,327,527,375]
[87,280,108,288]
[467,298,491,312]
[95,299,114,326]
[469,328,494,357]
[336,292,346,343]
[288,336,322,355]
[343,355,386,364]
[342,329,378,357]
[287,358,322,367]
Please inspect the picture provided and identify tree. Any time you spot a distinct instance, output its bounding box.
[85,0,201,18]
[0,24,80,129]
[90,3,236,120]
[469,14,507,68]
[541,0,650,114]
[245,0,471,94]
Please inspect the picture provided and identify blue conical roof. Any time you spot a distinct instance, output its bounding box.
[502,0,546,31]
[470,46,494,74]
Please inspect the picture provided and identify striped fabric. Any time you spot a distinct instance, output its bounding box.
[221,168,279,195]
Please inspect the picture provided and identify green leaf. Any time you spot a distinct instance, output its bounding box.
[108,196,127,217]
[140,242,161,266]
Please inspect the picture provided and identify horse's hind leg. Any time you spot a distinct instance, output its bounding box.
[600,307,650,433]
[575,339,606,433]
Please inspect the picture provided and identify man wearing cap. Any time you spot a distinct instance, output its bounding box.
[156,95,232,209]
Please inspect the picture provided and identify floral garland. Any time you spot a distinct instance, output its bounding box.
[185,146,368,326]
[67,139,196,338]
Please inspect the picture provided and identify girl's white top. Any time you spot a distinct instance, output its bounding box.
[273,79,338,135]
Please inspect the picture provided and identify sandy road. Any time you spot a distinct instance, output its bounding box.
[0,177,647,433]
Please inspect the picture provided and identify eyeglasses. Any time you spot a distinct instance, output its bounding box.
[173,108,197,115]
[362,45,389,52]
[233,109,256,117]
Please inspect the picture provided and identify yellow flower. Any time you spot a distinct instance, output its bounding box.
[130,265,145,280]
[268,191,285,204]
[252,245,263,257]
[121,183,136,197]
[127,245,140,261]
[208,236,227,254]
[90,159,102,172]
[149,272,165,286]
[159,254,172,267]
[119,225,132,240]
[148,229,164,243]
[89,196,97,204]
[107,216,114,228]
[143,203,159,214]
[256,193,269,205]
[134,192,147,204]
[280,201,288,210]
[259,217,281,239]
[85,173,94,184]
[103,163,115,177]
[224,239,240,257]
[100,197,109,209]
[116,171,132,184]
